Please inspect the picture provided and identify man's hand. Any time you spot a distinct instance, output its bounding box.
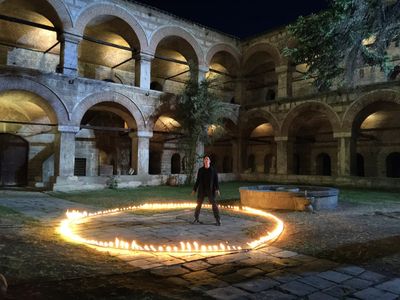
[216,190,221,197]
[191,190,196,196]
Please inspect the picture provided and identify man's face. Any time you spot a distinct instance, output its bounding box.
[203,157,211,168]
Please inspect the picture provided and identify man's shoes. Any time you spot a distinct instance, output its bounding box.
[191,219,202,224]
[215,219,221,226]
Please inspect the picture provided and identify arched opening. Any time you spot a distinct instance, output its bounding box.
[151,115,182,175]
[316,153,331,176]
[0,0,63,72]
[386,152,400,178]
[223,155,232,173]
[207,51,238,103]
[0,90,58,186]
[243,51,278,105]
[293,153,300,175]
[247,154,255,172]
[150,81,163,91]
[264,154,274,174]
[151,36,198,94]
[356,153,365,177]
[287,110,336,175]
[353,101,400,177]
[76,102,136,176]
[149,151,161,175]
[78,15,140,83]
[0,134,28,186]
[171,153,181,174]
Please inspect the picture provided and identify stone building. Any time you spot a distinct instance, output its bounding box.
[0,0,399,191]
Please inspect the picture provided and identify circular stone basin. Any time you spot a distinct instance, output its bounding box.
[59,203,284,254]
[239,185,339,211]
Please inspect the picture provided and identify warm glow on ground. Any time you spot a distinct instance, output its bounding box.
[58,203,284,255]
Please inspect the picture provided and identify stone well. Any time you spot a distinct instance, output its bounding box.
[239,185,339,211]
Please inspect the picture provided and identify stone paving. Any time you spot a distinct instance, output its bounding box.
[1,190,400,300]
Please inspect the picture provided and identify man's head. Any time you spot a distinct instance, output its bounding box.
[203,156,211,168]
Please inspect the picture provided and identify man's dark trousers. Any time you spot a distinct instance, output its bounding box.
[194,194,220,221]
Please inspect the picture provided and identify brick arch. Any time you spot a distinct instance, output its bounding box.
[74,2,148,50]
[71,91,146,131]
[241,108,280,136]
[0,76,69,124]
[46,0,73,30]
[342,89,400,132]
[242,42,282,67]
[148,26,205,66]
[206,43,241,68]
[280,101,341,137]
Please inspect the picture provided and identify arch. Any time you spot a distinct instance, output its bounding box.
[242,42,282,67]
[71,91,146,130]
[206,43,241,68]
[46,0,73,30]
[342,89,400,132]
[0,76,69,123]
[74,2,148,50]
[149,26,205,66]
[386,152,400,178]
[280,101,341,137]
[241,108,280,135]
[171,153,181,174]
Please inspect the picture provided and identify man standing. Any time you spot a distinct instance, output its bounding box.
[191,156,221,226]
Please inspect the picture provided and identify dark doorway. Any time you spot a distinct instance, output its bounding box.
[293,153,300,175]
[149,151,161,174]
[0,134,28,186]
[247,154,255,172]
[223,155,232,173]
[264,154,272,174]
[356,153,365,177]
[171,153,181,174]
[316,153,331,176]
[386,152,400,178]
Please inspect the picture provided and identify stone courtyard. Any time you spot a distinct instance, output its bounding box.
[1,190,399,299]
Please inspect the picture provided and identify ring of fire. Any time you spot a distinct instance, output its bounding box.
[58,203,284,254]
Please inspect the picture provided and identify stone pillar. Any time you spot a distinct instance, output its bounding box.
[58,33,81,76]
[335,132,354,176]
[275,136,292,175]
[231,139,240,173]
[134,53,153,89]
[130,130,153,175]
[56,125,79,177]
[234,75,245,105]
[195,141,205,170]
[198,65,209,84]
[276,65,292,99]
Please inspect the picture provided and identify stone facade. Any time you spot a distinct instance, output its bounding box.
[0,0,399,190]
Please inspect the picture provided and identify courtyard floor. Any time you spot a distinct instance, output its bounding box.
[0,188,399,299]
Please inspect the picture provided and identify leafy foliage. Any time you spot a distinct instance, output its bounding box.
[284,0,400,90]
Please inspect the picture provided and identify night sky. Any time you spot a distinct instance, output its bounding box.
[136,0,329,38]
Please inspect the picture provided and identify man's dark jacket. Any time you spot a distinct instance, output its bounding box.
[193,166,219,198]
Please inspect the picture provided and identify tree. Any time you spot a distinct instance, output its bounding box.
[284,0,400,90]
[175,76,234,184]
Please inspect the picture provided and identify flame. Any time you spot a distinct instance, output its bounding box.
[58,203,284,254]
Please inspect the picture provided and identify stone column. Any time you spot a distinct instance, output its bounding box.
[130,130,153,175]
[58,33,81,76]
[198,65,209,83]
[276,65,292,99]
[195,141,205,170]
[275,136,292,175]
[56,125,79,177]
[234,75,245,105]
[231,139,240,173]
[134,53,153,89]
[335,132,354,176]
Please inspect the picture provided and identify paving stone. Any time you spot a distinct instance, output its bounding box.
[323,285,357,298]
[375,278,400,294]
[291,254,318,263]
[183,260,212,271]
[258,246,282,254]
[150,265,190,276]
[298,275,337,289]
[342,278,373,290]
[257,262,283,273]
[273,258,303,268]
[191,277,229,290]
[165,276,191,287]
[206,252,249,265]
[221,272,248,284]
[336,266,365,276]
[267,270,301,283]
[161,258,185,266]
[238,257,269,267]
[209,263,238,275]
[359,271,387,283]
[271,250,298,258]
[247,289,296,300]
[205,286,251,300]
[353,287,398,300]
[233,278,279,292]
[317,270,352,283]
[290,259,339,274]
[182,270,216,282]
[279,280,318,296]
[236,267,264,278]
[308,291,338,300]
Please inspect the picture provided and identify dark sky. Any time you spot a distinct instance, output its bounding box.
[136,0,329,38]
